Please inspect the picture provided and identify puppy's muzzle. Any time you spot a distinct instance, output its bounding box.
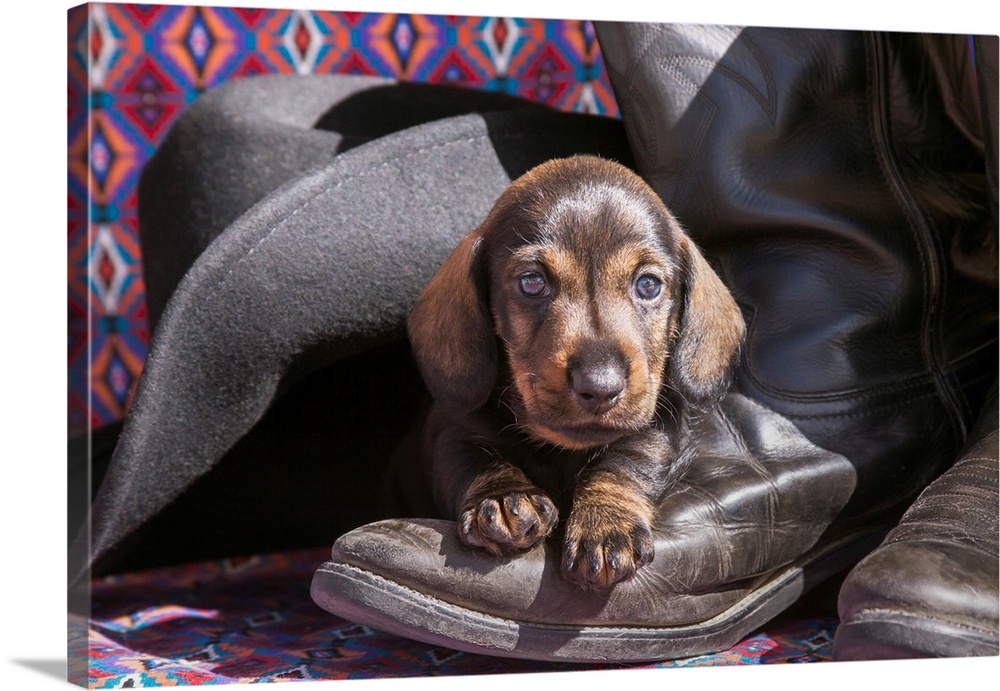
[567,344,629,415]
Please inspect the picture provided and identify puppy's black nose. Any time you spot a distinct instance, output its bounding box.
[568,351,628,415]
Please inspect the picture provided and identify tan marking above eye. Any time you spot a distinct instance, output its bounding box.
[603,246,673,295]
[540,246,586,295]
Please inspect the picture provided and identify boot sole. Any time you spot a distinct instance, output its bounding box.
[834,611,1000,660]
[311,526,888,663]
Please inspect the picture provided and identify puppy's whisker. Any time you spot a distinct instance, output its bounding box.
[498,422,524,437]
[497,398,520,424]
[655,387,680,426]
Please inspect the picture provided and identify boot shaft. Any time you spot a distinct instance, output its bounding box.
[596,23,998,522]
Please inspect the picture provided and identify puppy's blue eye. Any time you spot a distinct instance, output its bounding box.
[519,272,548,297]
[635,274,662,300]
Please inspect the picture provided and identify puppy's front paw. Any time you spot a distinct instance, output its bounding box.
[561,503,655,590]
[459,491,558,555]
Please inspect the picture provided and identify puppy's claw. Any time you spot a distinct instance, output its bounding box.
[632,525,656,568]
[561,510,655,590]
[459,490,558,555]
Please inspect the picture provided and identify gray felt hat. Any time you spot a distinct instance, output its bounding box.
[71,74,634,577]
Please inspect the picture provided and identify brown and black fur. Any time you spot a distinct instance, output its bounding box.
[404,156,745,590]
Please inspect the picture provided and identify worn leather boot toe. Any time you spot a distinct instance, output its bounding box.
[834,384,999,660]
[312,392,884,663]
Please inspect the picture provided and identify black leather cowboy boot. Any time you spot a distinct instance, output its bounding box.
[834,381,998,659]
[595,24,997,539]
[833,33,1000,662]
[311,24,997,661]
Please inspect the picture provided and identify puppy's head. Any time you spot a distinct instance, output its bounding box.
[408,156,744,449]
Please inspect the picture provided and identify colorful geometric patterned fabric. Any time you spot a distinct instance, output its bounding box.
[75,547,837,687]
[67,3,620,434]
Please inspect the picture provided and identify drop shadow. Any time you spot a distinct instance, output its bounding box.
[9,659,66,683]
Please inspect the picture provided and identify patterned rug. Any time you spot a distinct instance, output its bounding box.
[73,547,838,687]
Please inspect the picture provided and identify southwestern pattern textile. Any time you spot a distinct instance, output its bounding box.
[75,547,837,687]
[67,2,618,434]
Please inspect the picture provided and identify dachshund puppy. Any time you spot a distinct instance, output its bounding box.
[405,156,745,590]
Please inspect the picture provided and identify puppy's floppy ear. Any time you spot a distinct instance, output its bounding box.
[668,233,746,408]
[408,229,497,413]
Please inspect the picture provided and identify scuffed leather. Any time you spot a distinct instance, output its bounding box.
[835,383,999,658]
[332,392,855,625]
[594,23,998,533]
